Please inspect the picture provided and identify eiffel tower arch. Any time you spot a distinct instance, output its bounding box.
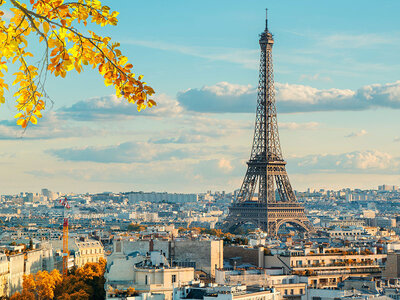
[223,10,313,237]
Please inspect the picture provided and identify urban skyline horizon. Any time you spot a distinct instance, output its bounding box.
[5,183,399,197]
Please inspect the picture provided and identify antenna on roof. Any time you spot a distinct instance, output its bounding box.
[265,8,268,31]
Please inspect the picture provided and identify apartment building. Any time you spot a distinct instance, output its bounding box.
[265,250,386,288]
[106,251,194,300]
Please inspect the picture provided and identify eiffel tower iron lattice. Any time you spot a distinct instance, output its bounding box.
[224,10,313,236]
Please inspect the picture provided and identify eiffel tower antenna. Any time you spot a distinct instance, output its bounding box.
[223,10,313,236]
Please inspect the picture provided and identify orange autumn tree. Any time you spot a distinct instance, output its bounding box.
[11,259,107,300]
[0,0,155,128]
[10,269,62,300]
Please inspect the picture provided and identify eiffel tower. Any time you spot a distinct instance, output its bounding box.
[224,10,312,236]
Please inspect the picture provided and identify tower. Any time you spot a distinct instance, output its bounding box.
[224,10,312,236]
[60,197,70,276]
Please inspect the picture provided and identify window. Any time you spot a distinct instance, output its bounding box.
[172,275,176,283]
[300,289,303,294]
[290,289,294,295]
[284,290,287,295]
[145,275,148,285]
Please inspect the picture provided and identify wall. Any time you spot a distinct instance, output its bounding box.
[382,252,400,278]
[224,246,260,266]
[174,240,223,278]
[8,254,24,296]
[0,254,9,298]
[25,250,43,275]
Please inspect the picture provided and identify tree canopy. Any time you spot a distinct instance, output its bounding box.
[0,0,155,128]
[10,258,107,300]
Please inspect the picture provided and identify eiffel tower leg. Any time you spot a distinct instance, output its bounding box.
[266,174,275,203]
[236,167,258,203]
[268,221,277,237]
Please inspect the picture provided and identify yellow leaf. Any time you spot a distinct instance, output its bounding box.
[148,100,156,108]
[34,110,42,118]
[119,56,128,66]
[14,113,24,118]
[30,115,37,124]
[104,78,113,86]
[43,22,50,35]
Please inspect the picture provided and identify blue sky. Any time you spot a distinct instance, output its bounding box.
[0,1,399,194]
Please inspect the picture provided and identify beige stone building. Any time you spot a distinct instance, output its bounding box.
[265,252,386,288]
[8,253,24,296]
[130,266,194,299]
[49,237,105,269]
[174,284,282,300]
[216,269,306,300]
[0,253,9,298]
[74,238,105,268]
[106,251,194,300]
[0,244,56,298]
[111,238,223,278]
[172,239,223,278]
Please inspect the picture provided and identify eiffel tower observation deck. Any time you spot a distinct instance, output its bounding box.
[224,10,313,236]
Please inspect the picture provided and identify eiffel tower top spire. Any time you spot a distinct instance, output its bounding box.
[260,9,274,46]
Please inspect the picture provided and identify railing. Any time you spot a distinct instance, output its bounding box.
[292,262,383,268]
[292,266,383,276]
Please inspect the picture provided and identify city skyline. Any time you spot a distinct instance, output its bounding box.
[0,1,399,193]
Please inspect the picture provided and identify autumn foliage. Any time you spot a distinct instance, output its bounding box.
[10,258,107,300]
[127,223,147,232]
[0,0,155,128]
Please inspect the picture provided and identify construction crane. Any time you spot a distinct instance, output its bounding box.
[60,197,70,276]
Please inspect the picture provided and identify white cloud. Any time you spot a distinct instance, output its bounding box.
[177,80,400,113]
[149,134,208,144]
[276,82,354,104]
[218,158,233,173]
[202,82,253,97]
[288,150,399,174]
[49,141,200,163]
[0,112,102,140]
[317,33,399,49]
[279,122,319,130]
[59,93,182,121]
[345,129,368,138]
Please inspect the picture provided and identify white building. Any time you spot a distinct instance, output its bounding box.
[127,192,197,204]
[302,288,391,299]
[174,284,281,300]
[106,251,194,300]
